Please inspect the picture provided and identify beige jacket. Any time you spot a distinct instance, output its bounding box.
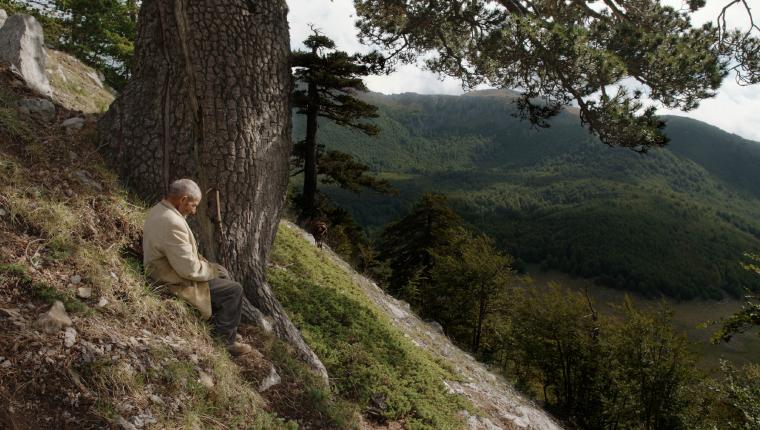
[143,200,218,319]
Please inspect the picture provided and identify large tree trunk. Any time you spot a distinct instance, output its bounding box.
[98,0,328,384]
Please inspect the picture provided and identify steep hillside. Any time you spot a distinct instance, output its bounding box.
[0,65,289,429]
[295,91,760,299]
[0,54,561,429]
[270,222,562,430]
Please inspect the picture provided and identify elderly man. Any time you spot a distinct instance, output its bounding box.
[143,179,252,356]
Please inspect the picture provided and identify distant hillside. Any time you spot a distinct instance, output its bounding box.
[294,90,760,299]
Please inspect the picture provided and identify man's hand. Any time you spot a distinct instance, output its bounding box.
[213,263,230,279]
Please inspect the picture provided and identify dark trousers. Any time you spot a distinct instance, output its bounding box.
[208,266,243,346]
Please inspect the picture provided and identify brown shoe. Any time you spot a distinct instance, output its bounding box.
[227,341,252,357]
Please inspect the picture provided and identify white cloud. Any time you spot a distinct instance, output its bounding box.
[287,0,760,141]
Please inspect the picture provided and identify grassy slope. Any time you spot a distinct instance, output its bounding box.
[0,61,473,428]
[295,92,760,299]
[0,68,290,429]
[269,224,470,429]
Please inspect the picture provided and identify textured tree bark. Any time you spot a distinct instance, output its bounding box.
[98,0,328,384]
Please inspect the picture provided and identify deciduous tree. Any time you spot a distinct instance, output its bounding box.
[431,233,514,352]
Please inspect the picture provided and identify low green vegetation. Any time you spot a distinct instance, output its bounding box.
[269,223,470,430]
[0,263,89,314]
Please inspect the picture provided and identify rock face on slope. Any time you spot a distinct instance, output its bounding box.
[0,12,51,97]
[0,10,113,112]
[295,222,564,430]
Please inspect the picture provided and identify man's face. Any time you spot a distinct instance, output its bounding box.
[177,195,201,217]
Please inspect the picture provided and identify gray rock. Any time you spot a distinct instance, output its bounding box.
[0,9,7,29]
[426,320,444,334]
[17,97,55,120]
[116,403,134,415]
[0,207,6,217]
[258,365,281,392]
[130,414,157,429]
[198,370,214,389]
[74,170,103,192]
[64,327,77,347]
[0,14,51,97]
[84,69,104,88]
[117,416,137,430]
[62,116,85,131]
[35,301,72,334]
[76,287,91,299]
[69,274,82,285]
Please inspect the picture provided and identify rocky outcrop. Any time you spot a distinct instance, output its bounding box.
[0,9,8,28]
[0,13,51,97]
[46,49,114,113]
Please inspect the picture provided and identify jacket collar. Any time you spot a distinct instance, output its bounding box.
[160,199,185,219]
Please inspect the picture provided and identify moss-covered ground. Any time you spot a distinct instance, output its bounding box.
[269,224,470,430]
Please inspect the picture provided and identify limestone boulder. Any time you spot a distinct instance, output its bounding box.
[0,9,8,28]
[36,300,73,334]
[0,14,52,97]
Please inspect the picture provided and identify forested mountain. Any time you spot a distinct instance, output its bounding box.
[294,90,760,299]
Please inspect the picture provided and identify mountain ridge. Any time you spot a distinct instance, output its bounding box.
[295,90,760,299]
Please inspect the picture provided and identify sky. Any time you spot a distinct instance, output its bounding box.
[286,0,760,142]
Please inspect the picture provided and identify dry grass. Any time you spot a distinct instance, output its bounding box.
[0,69,290,429]
[47,49,116,114]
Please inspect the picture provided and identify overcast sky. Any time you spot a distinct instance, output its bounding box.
[286,0,760,142]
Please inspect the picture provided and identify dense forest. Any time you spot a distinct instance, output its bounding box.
[296,91,760,299]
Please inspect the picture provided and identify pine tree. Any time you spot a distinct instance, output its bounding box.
[291,31,390,223]
[377,193,467,303]
[54,0,138,89]
[353,0,759,151]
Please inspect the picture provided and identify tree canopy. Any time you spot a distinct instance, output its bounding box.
[353,0,760,151]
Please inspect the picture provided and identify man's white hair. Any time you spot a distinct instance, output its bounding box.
[167,178,202,200]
